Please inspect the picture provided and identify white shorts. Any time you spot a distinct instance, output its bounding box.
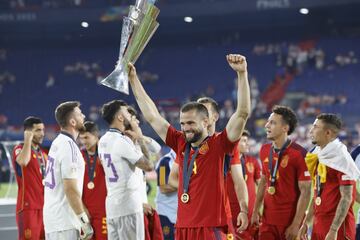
[45,229,79,240]
[107,212,144,240]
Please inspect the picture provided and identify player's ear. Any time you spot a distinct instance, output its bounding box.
[69,116,76,128]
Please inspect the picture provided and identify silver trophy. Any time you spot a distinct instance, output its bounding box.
[101,0,160,94]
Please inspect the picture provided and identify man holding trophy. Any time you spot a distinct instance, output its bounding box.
[126,54,250,239]
[100,0,250,238]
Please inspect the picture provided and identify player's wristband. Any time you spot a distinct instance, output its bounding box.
[77,212,90,224]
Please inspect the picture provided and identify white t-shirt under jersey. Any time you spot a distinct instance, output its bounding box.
[98,129,143,219]
[43,132,85,233]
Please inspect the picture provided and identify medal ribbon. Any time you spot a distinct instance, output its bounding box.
[316,169,322,198]
[182,144,199,195]
[84,148,98,183]
[240,155,246,180]
[268,139,291,187]
[32,146,46,180]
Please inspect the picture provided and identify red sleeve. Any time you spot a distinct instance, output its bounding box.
[259,145,268,175]
[336,170,356,185]
[295,149,311,181]
[253,157,262,180]
[230,147,240,165]
[217,129,239,154]
[12,144,23,161]
[165,125,183,164]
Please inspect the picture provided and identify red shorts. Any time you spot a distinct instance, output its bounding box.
[176,226,231,240]
[259,222,287,240]
[312,215,355,240]
[16,209,45,240]
[89,211,107,240]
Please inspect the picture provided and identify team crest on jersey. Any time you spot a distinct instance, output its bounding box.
[281,155,289,168]
[24,228,31,239]
[199,142,209,154]
[163,226,171,235]
[264,157,269,163]
[246,163,254,173]
[32,154,36,158]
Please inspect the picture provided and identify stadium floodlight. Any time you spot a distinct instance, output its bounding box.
[81,21,89,28]
[100,0,160,94]
[299,8,309,15]
[184,16,193,23]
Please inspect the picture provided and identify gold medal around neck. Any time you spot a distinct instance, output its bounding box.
[181,193,190,203]
[315,196,322,206]
[268,186,276,195]
[87,181,95,190]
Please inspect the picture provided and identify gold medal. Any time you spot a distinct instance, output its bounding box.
[315,196,321,206]
[87,181,95,189]
[181,193,190,203]
[268,186,276,195]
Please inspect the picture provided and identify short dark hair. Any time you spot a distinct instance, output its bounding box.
[23,116,43,130]
[272,105,298,135]
[55,101,80,128]
[316,113,342,134]
[81,121,99,135]
[102,100,128,124]
[242,129,250,137]
[197,97,219,114]
[180,102,209,119]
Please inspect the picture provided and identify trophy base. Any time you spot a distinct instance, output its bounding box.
[101,65,129,95]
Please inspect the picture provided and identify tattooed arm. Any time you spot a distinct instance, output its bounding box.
[325,185,353,240]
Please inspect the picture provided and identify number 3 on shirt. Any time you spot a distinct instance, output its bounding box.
[102,153,119,182]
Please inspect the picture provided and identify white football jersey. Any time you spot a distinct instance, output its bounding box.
[98,128,143,219]
[43,132,85,233]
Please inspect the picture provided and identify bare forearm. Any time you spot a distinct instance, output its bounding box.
[235,71,251,118]
[16,142,32,166]
[129,74,160,123]
[64,186,85,215]
[138,138,151,160]
[305,199,314,226]
[253,176,266,215]
[234,180,248,212]
[291,182,311,226]
[330,185,353,231]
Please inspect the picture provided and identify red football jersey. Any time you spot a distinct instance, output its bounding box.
[81,150,107,215]
[227,154,261,221]
[259,141,310,226]
[12,144,47,212]
[167,126,238,228]
[312,167,356,238]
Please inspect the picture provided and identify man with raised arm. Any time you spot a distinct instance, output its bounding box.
[128,54,250,239]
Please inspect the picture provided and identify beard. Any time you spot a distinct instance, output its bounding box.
[312,140,317,145]
[124,118,132,131]
[184,130,203,143]
[32,137,43,145]
[76,121,86,132]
